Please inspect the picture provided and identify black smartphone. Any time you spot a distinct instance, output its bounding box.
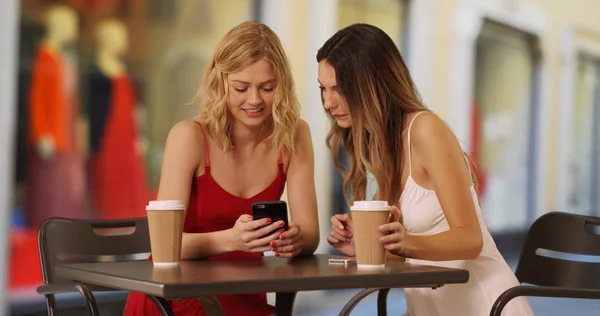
[251,200,289,236]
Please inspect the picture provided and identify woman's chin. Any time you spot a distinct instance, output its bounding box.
[335,118,352,128]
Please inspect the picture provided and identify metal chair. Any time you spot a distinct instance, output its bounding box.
[490,211,600,315]
[37,217,151,316]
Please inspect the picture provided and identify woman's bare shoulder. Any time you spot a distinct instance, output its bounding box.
[163,120,205,169]
[409,111,457,147]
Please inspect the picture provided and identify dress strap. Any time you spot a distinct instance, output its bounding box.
[462,153,475,186]
[277,151,283,165]
[407,111,427,177]
[193,121,210,168]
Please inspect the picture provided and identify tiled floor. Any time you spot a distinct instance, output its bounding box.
[289,257,600,315]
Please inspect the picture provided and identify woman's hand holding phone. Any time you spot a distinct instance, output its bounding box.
[229,214,285,253]
[270,221,304,258]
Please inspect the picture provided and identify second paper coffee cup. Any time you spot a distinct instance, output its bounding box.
[350,200,391,269]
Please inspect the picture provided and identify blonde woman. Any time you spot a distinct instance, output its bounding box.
[321,24,533,316]
[124,21,319,316]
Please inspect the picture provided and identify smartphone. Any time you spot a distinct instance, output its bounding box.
[328,257,356,266]
[251,200,289,236]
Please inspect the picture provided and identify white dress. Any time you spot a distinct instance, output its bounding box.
[400,112,534,316]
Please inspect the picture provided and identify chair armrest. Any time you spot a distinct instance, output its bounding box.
[490,285,600,316]
[37,283,102,316]
[37,283,116,295]
[37,283,81,295]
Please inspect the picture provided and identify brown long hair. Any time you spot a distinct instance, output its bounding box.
[317,23,476,206]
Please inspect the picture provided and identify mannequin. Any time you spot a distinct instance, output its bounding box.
[88,18,150,220]
[30,5,78,158]
[26,4,86,228]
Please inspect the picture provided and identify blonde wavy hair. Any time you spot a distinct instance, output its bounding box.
[197,20,300,153]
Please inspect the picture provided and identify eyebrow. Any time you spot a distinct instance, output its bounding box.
[230,79,276,85]
[317,79,337,89]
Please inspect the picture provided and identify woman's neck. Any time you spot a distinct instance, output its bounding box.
[97,51,125,78]
[41,38,63,55]
[230,120,270,150]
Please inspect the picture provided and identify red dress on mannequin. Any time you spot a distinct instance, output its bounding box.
[88,67,150,219]
[123,123,282,316]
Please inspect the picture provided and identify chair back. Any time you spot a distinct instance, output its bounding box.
[38,217,151,285]
[515,211,600,289]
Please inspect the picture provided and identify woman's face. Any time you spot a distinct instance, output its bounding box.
[318,59,352,128]
[227,57,277,129]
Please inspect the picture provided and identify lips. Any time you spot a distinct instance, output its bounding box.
[242,108,263,113]
[242,107,264,118]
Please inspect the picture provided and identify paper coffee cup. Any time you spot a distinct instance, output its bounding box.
[350,201,391,269]
[146,200,185,266]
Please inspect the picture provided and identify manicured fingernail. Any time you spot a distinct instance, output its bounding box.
[275,253,279,257]
[279,221,285,227]
[280,234,286,239]
[272,247,277,251]
[279,229,285,234]
[265,218,272,224]
[339,225,344,229]
[271,241,277,247]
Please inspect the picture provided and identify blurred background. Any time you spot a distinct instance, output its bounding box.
[1,0,599,315]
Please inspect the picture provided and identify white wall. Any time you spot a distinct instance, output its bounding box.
[0,0,19,314]
[305,0,339,253]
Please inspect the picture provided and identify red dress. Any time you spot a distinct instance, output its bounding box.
[123,122,284,315]
[89,71,150,220]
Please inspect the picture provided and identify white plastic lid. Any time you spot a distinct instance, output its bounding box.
[350,200,391,211]
[146,200,185,211]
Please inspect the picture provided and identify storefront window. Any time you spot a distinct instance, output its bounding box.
[473,21,537,232]
[569,56,600,215]
[11,0,254,300]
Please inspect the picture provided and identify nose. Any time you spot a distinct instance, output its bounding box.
[247,88,262,106]
[322,91,336,110]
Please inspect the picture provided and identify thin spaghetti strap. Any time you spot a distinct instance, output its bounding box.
[277,151,283,165]
[193,121,210,167]
[407,111,427,176]
[462,153,475,184]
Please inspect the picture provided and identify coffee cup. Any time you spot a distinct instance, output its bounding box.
[350,200,391,269]
[146,200,185,266]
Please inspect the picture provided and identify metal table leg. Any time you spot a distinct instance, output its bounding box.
[276,292,297,316]
[377,288,391,316]
[339,288,383,316]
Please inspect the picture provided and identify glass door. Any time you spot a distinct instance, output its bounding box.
[472,21,538,233]
[568,56,600,216]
